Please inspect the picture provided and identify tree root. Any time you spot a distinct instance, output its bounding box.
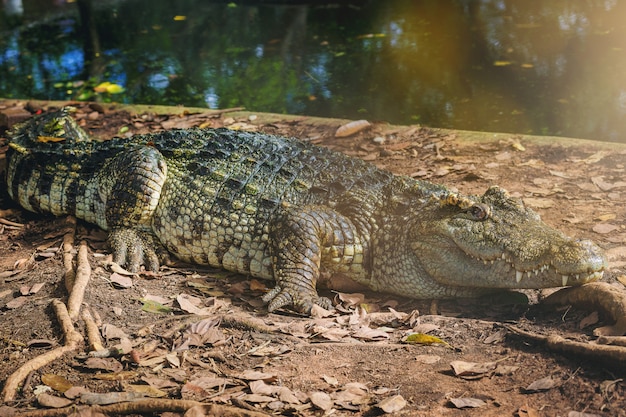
[81,308,104,352]
[504,282,626,366]
[544,282,626,336]
[67,241,91,320]
[1,300,83,403]
[61,218,76,293]
[505,325,626,366]
[14,399,270,417]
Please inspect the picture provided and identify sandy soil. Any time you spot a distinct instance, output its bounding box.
[0,101,625,416]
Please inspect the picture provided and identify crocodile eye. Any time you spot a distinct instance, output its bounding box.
[469,203,490,221]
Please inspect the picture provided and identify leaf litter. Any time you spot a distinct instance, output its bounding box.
[0,101,626,416]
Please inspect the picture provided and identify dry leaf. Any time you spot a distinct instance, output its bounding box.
[83,358,123,373]
[352,326,390,341]
[6,296,28,309]
[322,375,339,387]
[593,224,619,234]
[414,354,441,364]
[249,380,277,396]
[450,360,499,379]
[525,376,556,392]
[335,291,365,307]
[41,374,73,392]
[377,395,407,413]
[449,397,486,408]
[237,370,277,382]
[309,391,333,411]
[101,323,128,340]
[109,272,133,289]
[37,393,73,408]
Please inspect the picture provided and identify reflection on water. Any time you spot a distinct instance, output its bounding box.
[1,0,626,142]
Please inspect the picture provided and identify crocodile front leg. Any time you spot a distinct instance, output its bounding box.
[263,206,368,314]
[100,146,168,272]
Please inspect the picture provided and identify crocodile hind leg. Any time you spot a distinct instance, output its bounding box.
[263,206,367,314]
[100,146,168,272]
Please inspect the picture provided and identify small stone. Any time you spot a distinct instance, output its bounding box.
[373,136,386,144]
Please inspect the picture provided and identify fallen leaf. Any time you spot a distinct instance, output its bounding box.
[6,296,29,309]
[309,391,333,411]
[237,370,277,382]
[450,360,500,379]
[414,354,441,364]
[101,323,128,340]
[377,395,407,413]
[41,374,73,392]
[335,292,365,307]
[83,357,123,373]
[140,298,172,314]
[249,380,277,396]
[37,393,73,408]
[449,397,486,408]
[525,376,557,392]
[109,272,133,289]
[596,213,617,221]
[592,224,619,234]
[322,375,339,387]
[583,151,609,164]
[404,333,451,348]
[352,326,390,341]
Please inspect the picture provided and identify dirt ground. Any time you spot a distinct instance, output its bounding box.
[0,101,625,417]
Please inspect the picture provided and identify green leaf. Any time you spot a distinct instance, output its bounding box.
[140,299,171,314]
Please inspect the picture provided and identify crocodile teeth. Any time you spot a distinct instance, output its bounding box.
[562,275,569,286]
[516,270,523,283]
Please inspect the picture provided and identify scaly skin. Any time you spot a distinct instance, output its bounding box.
[5,108,608,314]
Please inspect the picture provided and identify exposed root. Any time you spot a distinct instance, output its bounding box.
[505,325,626,366]
[61,219,76,293]
[544,282,626,336]
[67,241,92,320]
[14,399,270,417]
[2,300,83,403]
[81,308,104,352]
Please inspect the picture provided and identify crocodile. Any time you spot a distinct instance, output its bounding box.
[4,108,607,314]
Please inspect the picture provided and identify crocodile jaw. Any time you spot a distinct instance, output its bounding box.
[408,186,607,293]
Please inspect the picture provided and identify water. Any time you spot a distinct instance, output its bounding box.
[1,0,626,142]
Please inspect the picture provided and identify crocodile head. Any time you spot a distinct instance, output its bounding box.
[386,185,607,298]
[8,106,89,153]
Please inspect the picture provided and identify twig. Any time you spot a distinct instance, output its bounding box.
[67,240,91,320]
[0,217,23,227]
[2,300,83,402]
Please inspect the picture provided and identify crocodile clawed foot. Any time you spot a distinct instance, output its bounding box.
[262,285,333,315]
[108,228,161,273]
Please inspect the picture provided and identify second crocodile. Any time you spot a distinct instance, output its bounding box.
[5,108,607,313]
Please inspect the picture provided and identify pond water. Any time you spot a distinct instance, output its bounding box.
[1,0,626,143]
